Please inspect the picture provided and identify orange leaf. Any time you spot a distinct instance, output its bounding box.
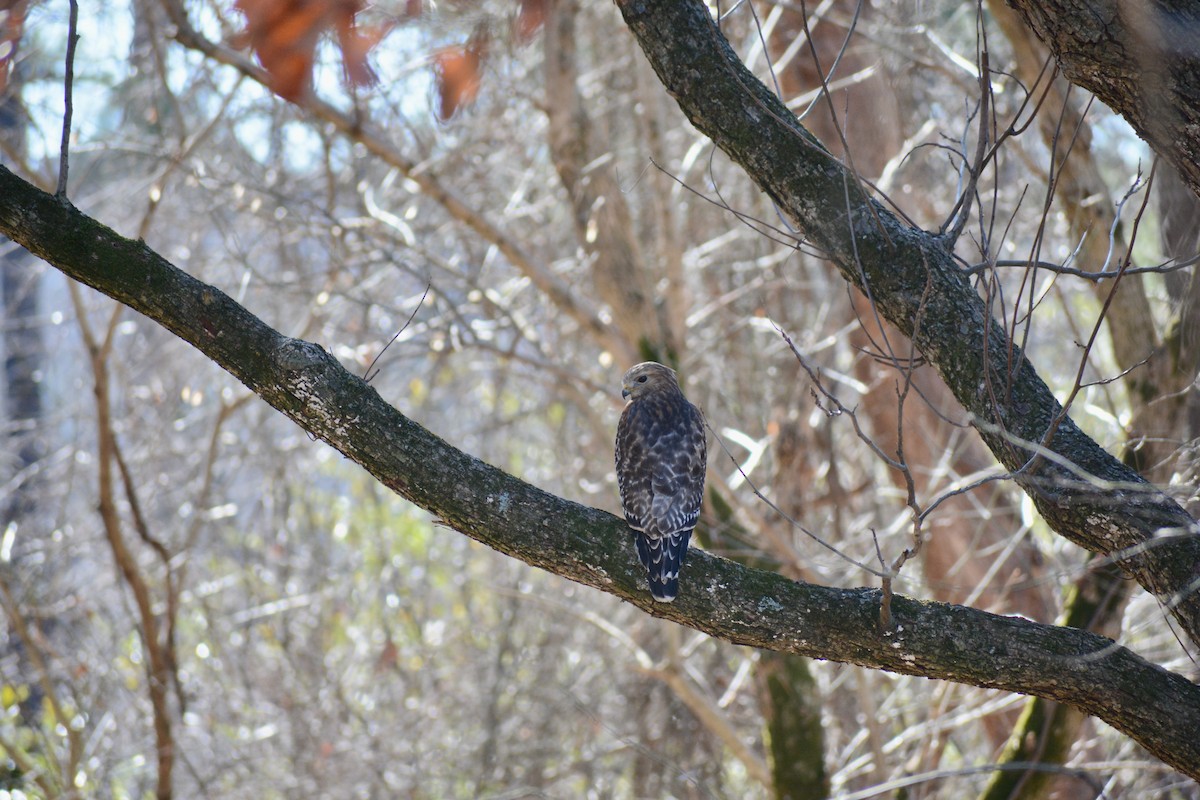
[515,0,545,42]
[335,14,392,87]
[233,0,384,102]
[432,36,487,120]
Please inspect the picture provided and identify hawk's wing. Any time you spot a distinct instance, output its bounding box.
[616,399,706,537]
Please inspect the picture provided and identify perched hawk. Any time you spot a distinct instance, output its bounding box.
[615,362,707,602]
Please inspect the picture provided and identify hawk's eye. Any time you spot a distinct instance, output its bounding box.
[637,375,648,383]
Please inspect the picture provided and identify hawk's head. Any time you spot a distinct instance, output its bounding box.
[621,361,680,401]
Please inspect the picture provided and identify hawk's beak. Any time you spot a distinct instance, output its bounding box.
[621,388,631,400]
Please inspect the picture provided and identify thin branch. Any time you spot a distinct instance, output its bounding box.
[653,662,774,789]
[940,14,991,245]
[68,281,176,800]
[964,256,1200,278]
[56,0,79,197]
[363,282,429,382]
[1036,162,1156,460]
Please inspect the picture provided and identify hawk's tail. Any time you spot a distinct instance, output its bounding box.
[634,529,693,602]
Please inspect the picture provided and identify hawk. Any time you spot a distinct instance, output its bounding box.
[615,361,707,602]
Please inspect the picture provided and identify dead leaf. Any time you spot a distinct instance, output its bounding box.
[515,0,546,42]
[432,34,487,120]
[335,14,393,87]
[233,0,385,102]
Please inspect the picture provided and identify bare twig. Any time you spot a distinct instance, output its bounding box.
[68,282,176,800]
[965,256,1200,278]
[363,282,430,382]
[707,414,886,579]
[940,13,991,245]
[879,270,937,628]
[1037,162,1157,456]
[56,0,79,197]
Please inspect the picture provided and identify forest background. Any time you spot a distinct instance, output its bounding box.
[2,0,1200,798]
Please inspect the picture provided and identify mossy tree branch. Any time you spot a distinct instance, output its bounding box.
[2,164,1200,778]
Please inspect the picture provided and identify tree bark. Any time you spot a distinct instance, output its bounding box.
[1006,0,1200,201]
[2,164,1200,779]
[756,651,828,799]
